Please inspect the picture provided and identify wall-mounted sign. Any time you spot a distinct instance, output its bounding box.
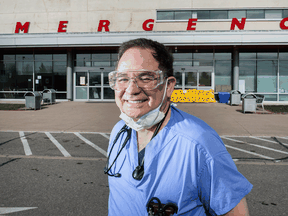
[80,76,86,86]
[14,17,288,34]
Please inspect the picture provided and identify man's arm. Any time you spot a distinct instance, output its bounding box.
[222,197,250,216]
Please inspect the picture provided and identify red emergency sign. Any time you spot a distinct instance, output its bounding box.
[14,17,288,33]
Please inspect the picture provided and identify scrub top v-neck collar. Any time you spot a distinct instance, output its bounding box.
[127,106,176,184]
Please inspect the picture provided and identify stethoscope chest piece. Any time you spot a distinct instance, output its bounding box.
[132,165,144,180]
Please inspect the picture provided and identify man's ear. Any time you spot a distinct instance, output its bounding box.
[166,77,176,97]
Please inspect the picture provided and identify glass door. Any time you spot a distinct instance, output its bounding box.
[88,68,115,101]
[75,71,88,100]
[173,66,214,90]
[74,67,115,101]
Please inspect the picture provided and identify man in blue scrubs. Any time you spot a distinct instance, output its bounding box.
[105,38,252,215]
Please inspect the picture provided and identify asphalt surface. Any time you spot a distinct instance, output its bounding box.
[0,101,288,215]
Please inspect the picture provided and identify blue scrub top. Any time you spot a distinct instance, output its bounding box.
[107,106,252,216]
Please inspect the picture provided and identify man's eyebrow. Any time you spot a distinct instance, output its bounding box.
[116,72,128,77]
[138,71,156,76]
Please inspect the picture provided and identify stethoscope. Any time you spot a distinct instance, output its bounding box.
[104,106,170,180]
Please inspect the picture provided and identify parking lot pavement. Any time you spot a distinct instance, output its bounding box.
[1,131,288,163]
[1,131,288,215]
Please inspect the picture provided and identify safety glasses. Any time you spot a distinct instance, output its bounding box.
[108,70,164,91]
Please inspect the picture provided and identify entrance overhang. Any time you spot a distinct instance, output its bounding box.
[1,30,288,48]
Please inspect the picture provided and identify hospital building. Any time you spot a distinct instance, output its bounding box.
[0,0,288,103]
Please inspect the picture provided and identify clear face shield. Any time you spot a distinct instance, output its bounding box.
[108,70,164,91]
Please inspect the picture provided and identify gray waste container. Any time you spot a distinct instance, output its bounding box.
[230,90,242,105]
[242,94,257,113]
[42,89,56,104]
[24,92,42,110]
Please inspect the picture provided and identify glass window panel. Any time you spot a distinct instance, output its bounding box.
[265,10,282,19]
[92,54,110,66]
[193,60,213,66]
[75,54,91,66]
[173,53,192,60]
[185,72,197,86]
[279,61,288,93]
[199,72,211,86]
[262,94,277,101]
[257,60,277,93]
[10,61,33,91]
[16,54,33,61]
[103,72,110,86]
[173,69,183,88]
[104,87,115,99]
[239,52,256,59]
[279,52,288,59]
[210,10,228,19]
[89,87,101,99]
[228,10,246,19]
[247,10,265,19]
[0,92,25,99]
[215,52,232,60]
[196,11,210,19]
[257,52,277,60]
[3,55,15,61]
[93,61,110,67]
[111,53,118,61]
[175,11,192,20]
[76,54,90,61]
[54,73,66,91]
[89,72,101,86]
[215,60,231,86]
[173,61,192,66]
[53,61,66,74]
[193,52,213,59]
[76,87,87,99]
[157,11,174,20]
[283,10,288,18]
[92,54,110,61]
[56,93,67,99]
[16,61,33,75]
[53,54,67,61]
[240,60,256,92]
[279,94,288,101]
[35,62,53,74]
[35,54,52,61]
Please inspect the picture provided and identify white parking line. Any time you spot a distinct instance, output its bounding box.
[100,133,110,140]
[224,144,275,160]
[74,133,107,157]
[19,131,32,156]
[222,137,288,155]
[249,136,288,147]
[45,132,71,157]
[0,207,37,214]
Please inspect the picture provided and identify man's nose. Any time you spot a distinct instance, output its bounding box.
[125,78,141,94]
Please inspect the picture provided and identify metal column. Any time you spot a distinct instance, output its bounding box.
[232,47,239,91]
[67,50,73,100]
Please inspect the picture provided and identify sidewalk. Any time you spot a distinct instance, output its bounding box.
[0,101,287,136]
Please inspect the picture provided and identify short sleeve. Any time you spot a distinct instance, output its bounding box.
[197,153,253,215]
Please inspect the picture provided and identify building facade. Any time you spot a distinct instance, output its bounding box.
[0,0,288,103]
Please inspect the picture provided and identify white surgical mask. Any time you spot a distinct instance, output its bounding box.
[119,80,168,131]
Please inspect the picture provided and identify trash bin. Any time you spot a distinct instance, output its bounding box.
[24,92,42,110]
[218,92,230,103]
[230,90,242,105]
[242,94,257,113]
[42,89,56,104]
